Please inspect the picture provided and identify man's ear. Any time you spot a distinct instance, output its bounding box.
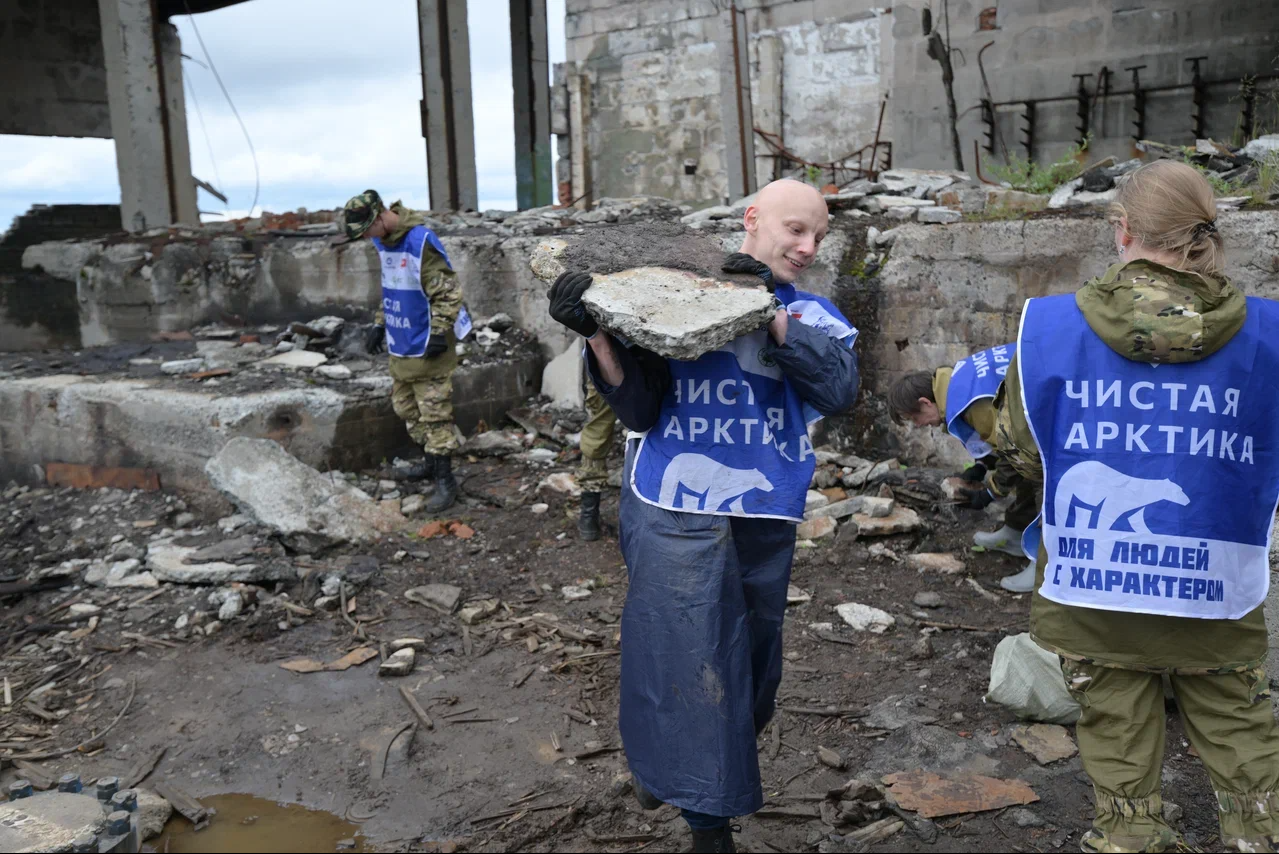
[918,397,932,412]
[742,204,760,234]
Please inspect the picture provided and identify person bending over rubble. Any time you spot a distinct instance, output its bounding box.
[887,347,1041,592]
[993,160,1279,853]
[546,178,860,853]
[342,189,471,513]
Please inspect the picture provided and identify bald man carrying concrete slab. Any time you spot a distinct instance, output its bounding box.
[546,179,861,853]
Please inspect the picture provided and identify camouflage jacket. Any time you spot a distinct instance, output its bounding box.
[994,259,1267,673]
[373,202,462,338]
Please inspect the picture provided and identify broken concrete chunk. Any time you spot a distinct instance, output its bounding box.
[580,267,776,361]
[400,495,426,516]
[389,638,427,652]
[834,602,894,633]
[538,472,581,496]
[135,789,172,841]
[148,540,285,584]
[458,599,500,625]
[464,430,525,457]
[405,584,463,613]
[805,490,830,512]
[1048,177,1084,209]
[378,648,416,677]
[797,516,837,540]
[562,585,592,601]
[315,364,352,380]
[160,358,205,375]
[910,553,965,575]
[917,207,963,224]
[913,591,944,608]
[852,505,923,537]
[185,535,259,564]
[786,585,812,605]
[985,188,1048,212]
[205,438,407,543]
[529,237,569,281]
[1012,723,1078,765]
[259,350,328,370]
[860,496,894,518]
[805,497,863,521]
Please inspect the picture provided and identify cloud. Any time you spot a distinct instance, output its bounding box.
[1,0,566,230]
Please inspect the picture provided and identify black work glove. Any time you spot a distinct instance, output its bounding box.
[548,271,599,339]
[365,324,385,355]
[960,462,988,483]
[425,336,448,358]
[722,252,775,291]
[968,488,996,510]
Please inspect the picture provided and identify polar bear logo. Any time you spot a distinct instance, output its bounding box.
[1053,460,1190,535]
[658,453,775,514]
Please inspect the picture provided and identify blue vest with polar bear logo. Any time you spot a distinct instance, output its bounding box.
[373,226,454,358]
[945,343,1015,458]
[1019,294,1279,620]
[631,285,857,522]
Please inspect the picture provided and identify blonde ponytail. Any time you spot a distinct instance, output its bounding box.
[1108,159,1225,278]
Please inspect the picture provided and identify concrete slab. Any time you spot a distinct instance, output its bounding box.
[582,266,775,360]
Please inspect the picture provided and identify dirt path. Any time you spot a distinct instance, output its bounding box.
[0,458,1230,853]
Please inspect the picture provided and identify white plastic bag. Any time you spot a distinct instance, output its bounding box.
[985,632,1081,724]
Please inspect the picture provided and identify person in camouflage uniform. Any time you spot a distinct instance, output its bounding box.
[576,382,618,540]
[888,365,1041,591]
[343,190,465,512]
[992,161,1279,853]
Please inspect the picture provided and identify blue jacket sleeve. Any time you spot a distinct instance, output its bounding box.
[766,321,860,416]
[584,336,671,433]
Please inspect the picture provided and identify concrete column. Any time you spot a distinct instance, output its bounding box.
[98,0,199,231]
[418,0,479,211]
[510,0,553,210]
[567,67,591,210]
[754,35,783,185]
[716,4,757,202]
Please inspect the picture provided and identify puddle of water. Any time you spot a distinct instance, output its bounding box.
[154,794,367,853]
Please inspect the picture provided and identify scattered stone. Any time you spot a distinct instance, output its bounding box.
[805,490,830,512]
[259,350,328,370]
[911,636,935,660]
[204,620,223,636]
[1010,807,1046,828]
[851,505,923,537]
[541,344,585,409]
[275,341,295,353]
[465,431,525,456]
[562,585,592,601]
[797,516,837,540]
[579,267,776,361]
[817,746,845,770]
[518,448,559,465]
[135,789,172,840]
[482,312,515,332]
[147,540,284,585]
[530,503,549,514]
[205,438,406,543]
[917,207,963,224]
[864,694,941,731]
[1012,723,1078,764]
[872,226,901,248]
[786,585,812,605]
[1242,134,1279,160]
[913,591,944,608]
[539,472,581,497]
[1048,178,1084,209]
[876,196,937,209]
[1067,188,1118,207]
[390,638,427,652]
[378,648,416,677]
[209,589,244,621]
[868,543,901,562]
[910,553,965,575]
[173,512,196,528]
[315,364,353,380]
[185,535,258,563]
[458,599,500,625]
[860,496,894,518]
[69,603,102,617]
[805,497,863,521]
[400,495,426,516]
[217,514,250,533]
[1163,801,1183,824]
[834,602,894,633]
[160,358,205,375]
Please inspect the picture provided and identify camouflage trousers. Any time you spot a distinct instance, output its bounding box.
[577,383,617,493]
[388,336,460,456]
[1003,483,1040,533]
[1062,658,1279,852]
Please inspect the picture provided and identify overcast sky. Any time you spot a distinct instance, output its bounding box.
[0,0,566,228]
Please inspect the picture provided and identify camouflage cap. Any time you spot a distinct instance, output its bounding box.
[342,189,385,240]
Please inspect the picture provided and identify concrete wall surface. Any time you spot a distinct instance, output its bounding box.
[564,0,1279,203]
[0,0,111,138]
[890,0,1279,172]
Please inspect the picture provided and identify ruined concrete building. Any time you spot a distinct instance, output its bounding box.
[554,0,1279,204]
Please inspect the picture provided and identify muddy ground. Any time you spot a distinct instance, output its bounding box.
[0,448,1235,854]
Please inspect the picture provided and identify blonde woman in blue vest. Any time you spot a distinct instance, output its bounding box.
[994,159,1279,853]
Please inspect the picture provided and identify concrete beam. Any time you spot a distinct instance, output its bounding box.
[98,0,199,230]
[418,0,479,211]
[567,67,591,210]
[510,0,554,210]
[716,4,757,202]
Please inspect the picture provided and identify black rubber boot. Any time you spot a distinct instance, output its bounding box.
[426,454,457,513]
[633,779,662,810]
[690,825,735,853]
[579,491,602,541]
